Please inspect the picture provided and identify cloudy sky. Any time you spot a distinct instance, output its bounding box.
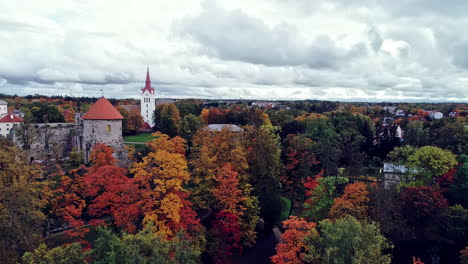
[1,0,467,101]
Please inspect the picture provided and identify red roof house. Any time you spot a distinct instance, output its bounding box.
[82,97,124,120]
[0,113,24,123]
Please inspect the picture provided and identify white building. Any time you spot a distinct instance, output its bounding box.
[0,100,7,117]
[141,68,156,128]
[428,111,443,120]
[0,113,23,137]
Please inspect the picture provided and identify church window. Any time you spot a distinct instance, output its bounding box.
[107,124,111,133]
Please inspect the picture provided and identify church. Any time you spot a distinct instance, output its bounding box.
[140,68,156,128]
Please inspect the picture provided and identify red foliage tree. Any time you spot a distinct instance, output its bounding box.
[401,187,448,227]
[210,211,242,264]
[85,165,143,233]
[89,143,116,168]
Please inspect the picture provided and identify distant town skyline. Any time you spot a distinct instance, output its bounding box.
[1,0,468,102]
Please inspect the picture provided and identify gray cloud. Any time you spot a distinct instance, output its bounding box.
[178,1,368,69]
[0,0,466,102]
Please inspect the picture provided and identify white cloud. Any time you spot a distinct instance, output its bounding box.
[0,0,467,102]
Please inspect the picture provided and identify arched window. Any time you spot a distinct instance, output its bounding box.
[107,124,111,133]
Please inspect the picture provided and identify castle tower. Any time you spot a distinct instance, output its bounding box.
[141,68,156,128]
[81,97,126,162]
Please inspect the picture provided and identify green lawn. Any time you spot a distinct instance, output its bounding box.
[123,133,153,143]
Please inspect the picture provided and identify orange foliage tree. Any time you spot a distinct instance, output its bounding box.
[328,182,370,221]
[131,133,203,240]
[271,216,317,264]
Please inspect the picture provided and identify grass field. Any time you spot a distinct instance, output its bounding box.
[123,133,153,143]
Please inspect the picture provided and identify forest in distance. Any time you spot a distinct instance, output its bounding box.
[1,95,468,264]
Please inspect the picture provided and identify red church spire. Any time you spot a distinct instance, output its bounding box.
[142,67,155,94]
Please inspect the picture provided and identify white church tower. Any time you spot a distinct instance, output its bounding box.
[141,68,156,128]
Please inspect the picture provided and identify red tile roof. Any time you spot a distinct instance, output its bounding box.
[141,68,155,94]
[0,113,23,123]
[140,122,152,129]
[82,97,124,120]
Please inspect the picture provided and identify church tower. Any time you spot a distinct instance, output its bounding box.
[141,68,156,128]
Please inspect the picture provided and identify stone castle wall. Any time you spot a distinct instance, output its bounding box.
[11,123,80,162]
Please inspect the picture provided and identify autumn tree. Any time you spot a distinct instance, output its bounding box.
[154,103,181,137]
[209,211,242,264]
[131,133,203,240]
[89,143,117,168]
[303,174,349,222]
[245,125,283,224]
[190,127,260,247]
[328,182,370,221]
[271,216,317,264]
[127,109,143,134]
[85,165,142,233]
[117,106,130,135]
[401,187,448,239]
[0,146,49,263]
[284,135,319,216]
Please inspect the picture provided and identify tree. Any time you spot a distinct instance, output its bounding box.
[407,146,457,186]
[284,135,319,216]
[89,143,117,167]
[245,126,283,224]
[127,109,143,135]
[208,211,242,264]
[175,100,202,118]
[28,103,65,123]
[446,155,468,207]
[387,145,417,165]
[179,114,203,146]
[213,164,245,215]
[189,127,260,247]
[131,133,202,240]
[316,216,392,264]
[14,123,38,150]
[0,146,49,263]
[22,243,87,264]
[153,103,181,137]
[401,187,448,238]
[271,216,317,264]
[328,182,370,221]
[303,174,348,222]
[434,121,467,155]
[92,225,201,264]
[116,106,130,135]
[85,165,142,233]
[406,120,430,147]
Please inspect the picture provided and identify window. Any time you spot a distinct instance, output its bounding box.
[107,124,111,133]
